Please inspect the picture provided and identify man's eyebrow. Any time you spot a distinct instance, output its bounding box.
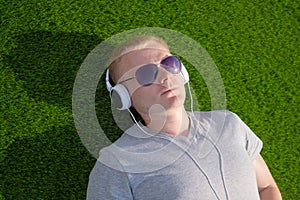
[149,53,172,63]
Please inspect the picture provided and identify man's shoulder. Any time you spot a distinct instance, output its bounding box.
[191,110,239,121]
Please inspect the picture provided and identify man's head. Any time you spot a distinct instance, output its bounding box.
[106,36,188,124]
[108,36,170,84]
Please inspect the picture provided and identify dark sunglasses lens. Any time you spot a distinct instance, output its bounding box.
[136,64,158,86]
[160,56,181,74]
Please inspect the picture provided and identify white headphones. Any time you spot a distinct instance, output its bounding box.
[105,62,189,110]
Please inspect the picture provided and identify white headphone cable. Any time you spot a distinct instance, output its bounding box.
[126,82,228,200]
[187,81,229,199]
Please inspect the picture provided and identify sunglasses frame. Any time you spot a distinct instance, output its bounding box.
[118,55,182,86]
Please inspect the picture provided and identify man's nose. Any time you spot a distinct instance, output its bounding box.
[155,66,170,85]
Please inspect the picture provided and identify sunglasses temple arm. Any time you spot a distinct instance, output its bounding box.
[118,77,135,85]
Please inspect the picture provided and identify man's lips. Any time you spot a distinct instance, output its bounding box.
[161,88,175,96]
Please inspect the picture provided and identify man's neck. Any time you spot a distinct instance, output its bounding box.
[143,107,190,137]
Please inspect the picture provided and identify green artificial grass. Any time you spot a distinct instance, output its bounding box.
[0,0,299,199]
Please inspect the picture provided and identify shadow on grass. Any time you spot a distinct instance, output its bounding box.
[1,31,123,199]
[0,125,95,199]
[3,30,123,139]
[3,31,101,108]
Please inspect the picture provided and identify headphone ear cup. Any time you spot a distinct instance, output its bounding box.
[181,63,189,84]
[110,84,131,110]
[105,69,113,92]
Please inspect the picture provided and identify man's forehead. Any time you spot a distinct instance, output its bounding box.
[115,47,169,63]
[127,47,169,59]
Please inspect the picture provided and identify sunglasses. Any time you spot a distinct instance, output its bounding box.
[119,55,182,86]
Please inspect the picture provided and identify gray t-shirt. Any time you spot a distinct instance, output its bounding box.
[87,110,262,200]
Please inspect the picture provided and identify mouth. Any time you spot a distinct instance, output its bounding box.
[161,88,175,96]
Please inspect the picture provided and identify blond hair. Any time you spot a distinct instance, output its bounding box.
[108,36,169,84]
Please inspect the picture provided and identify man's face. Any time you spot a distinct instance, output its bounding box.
[116,47,186,116]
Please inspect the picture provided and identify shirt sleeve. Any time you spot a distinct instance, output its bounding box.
[86,158,133,200]
[230,111,263,161]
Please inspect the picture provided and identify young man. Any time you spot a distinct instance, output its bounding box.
[87,36,281,199]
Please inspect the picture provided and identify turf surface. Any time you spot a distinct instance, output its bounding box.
[0,0,299,199]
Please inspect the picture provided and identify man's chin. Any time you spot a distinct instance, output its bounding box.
[161,97,184,110]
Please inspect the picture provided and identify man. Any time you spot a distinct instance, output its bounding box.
[87,36,281,199]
